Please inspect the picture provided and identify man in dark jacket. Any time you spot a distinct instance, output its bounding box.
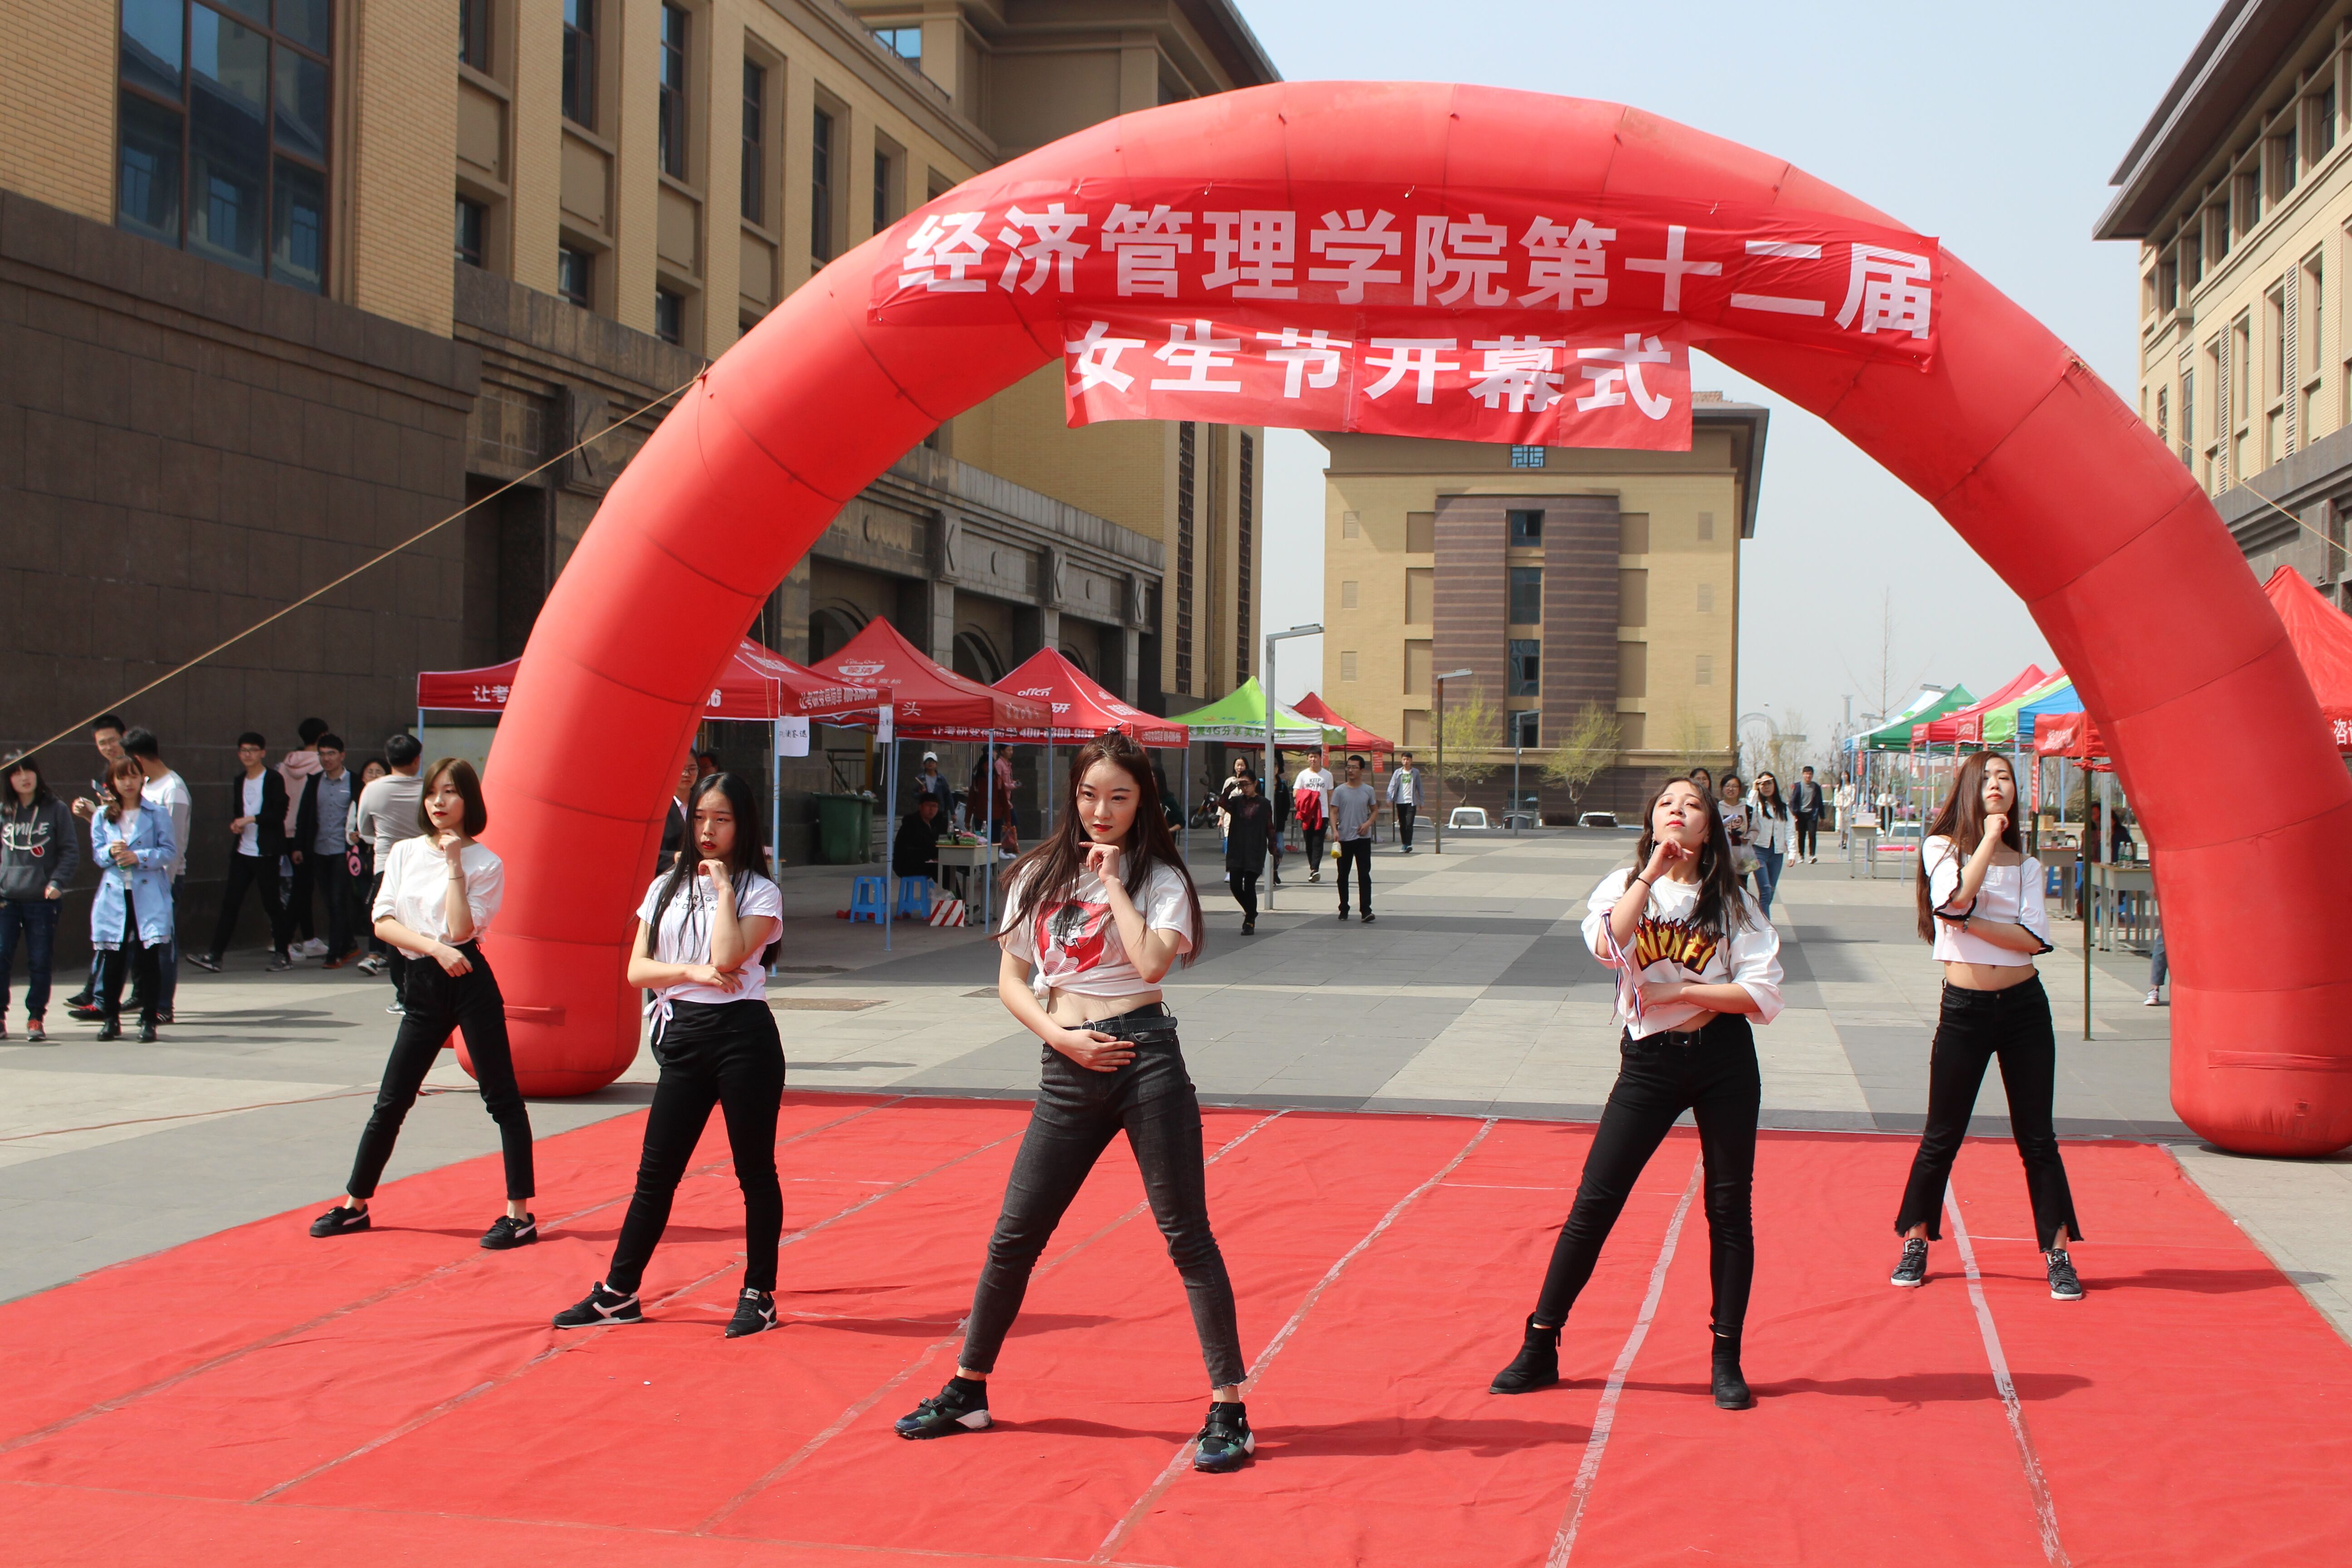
[1222,773,1274,934]
[292,735,359,965]
[1790,766,1825,865]
[893,794,944,885]
[193,733,292,972]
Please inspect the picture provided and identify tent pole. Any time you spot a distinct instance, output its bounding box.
[984,732,996,932]
[884,731,897,953]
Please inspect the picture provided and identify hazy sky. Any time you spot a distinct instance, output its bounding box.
[1245,0,2219,754]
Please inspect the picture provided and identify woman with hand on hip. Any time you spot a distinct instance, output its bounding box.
[1889,751,2082,1300]
[311,759,539,1250]
[1490,774,1782,1411]
[88,756,175,1042]
[893,733,1255,1474]
[554,771,786,1338]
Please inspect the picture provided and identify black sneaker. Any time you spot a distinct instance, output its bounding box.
[481,1214,538,1250]
[189,954,223,973]
[266,952,294,972]
[1192,1401,1254,1473]
[68,1003,104,1022]
[895,1377,991,1439]
[1361,912,1376,923]
[1891,1238,1929,1288]
[725,1288,777,1338]
[2045,1249,2084,1302]
[310,1204,370,1238]
[552,1281,642,1329]
[1241,918,1256,935]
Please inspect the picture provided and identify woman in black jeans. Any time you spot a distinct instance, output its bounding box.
[893,732,1254,1474]
[310,758,539,1250]
[1490,775,1783,1410]
[552,770,785,1338]
[1890,751,2082,1300]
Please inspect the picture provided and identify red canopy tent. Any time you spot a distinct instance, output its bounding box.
[2264,565,2352,750]
[1912,664,2049,746]
[1292,692,1395,754]
[991,648,1187,747]
[417,638,879,719]
[803,619,1048,736]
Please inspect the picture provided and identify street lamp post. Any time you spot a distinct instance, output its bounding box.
[1433,667,1475,855]
[1263,623,1322,911]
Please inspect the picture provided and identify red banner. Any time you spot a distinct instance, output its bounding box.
[870,180,1940,451]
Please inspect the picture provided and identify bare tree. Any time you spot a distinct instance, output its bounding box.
[1436,684,1503,802]
[1544,701,1623,810]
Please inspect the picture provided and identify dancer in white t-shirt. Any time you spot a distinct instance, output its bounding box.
[554,770,787,1338]
[893,732,1255,1475]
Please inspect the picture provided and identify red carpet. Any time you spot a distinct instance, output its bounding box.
[2,1095,2347,1567]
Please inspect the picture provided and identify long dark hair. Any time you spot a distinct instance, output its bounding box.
[1915,751,2022,940]
[652,771,778,966]
[1630,774,1753,934]
[2,752,52,814]
[1753,772,1789,819]
[1002,730,1204,963]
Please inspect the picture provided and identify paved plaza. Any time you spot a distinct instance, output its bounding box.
[4,829,2347,1339]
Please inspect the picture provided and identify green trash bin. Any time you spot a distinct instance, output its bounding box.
[811,793,874,865]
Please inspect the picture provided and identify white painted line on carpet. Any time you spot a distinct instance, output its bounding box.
[1946,1181,2071,1568]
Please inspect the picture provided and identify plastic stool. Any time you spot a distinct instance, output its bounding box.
[848,874,886,924]
[895,876,934,919]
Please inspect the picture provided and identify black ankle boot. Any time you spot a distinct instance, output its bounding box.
[1710,1326,1752,1410]
[1490,1314,1561,1394]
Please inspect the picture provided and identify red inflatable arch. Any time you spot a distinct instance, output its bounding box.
[477,83,2352,1157]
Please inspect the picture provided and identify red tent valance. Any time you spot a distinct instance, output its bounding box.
[418,638,878,719]
[1913,665,2048,746]
[804,618,1049,736]
[1292,692,1395,755]
[991,648,1188,747]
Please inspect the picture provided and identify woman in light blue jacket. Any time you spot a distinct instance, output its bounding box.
[90,756,176,1041]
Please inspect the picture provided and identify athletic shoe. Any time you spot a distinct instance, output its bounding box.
[63,990,92,1010]
[2143,989,2165,1007]
[1241,918,1256,935]
[356,954,386,976]
[1337,908,1350,920]
[266,952,294,972]
[297,939,328,958]
[1891,1238,1929,1288]
[67,1003,103,1022]
[895,1378,991,1439]
[1308,870,1322,882]
[481,1214,538,1250]
[1191,1401,1254,1472]
[188,954,223,973]
[309,1204,370,1238]
[26,1018,47,1044]
[323,954,354,970]
[1361,912,1376,923]
[0,1017,8,1040]
[725,1288,777,1338]
[553,1282,643,1329]
[386,1000,405,1014]
[2044,1250,2084,1302]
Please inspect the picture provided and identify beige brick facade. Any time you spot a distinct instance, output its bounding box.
[0,0,116,224]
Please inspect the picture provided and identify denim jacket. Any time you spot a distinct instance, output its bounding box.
[89,807,177,949]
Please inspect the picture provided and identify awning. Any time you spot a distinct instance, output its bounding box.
[1166,678,1345,745]
[1292,692,1396,755]
[2264,565,2352,750]
[990,648,1189,748]
[1978,672,2073,748]
[417,638,879,720]
[1850,685,1972,751]
[804,618,1049,736]
[2013,681,2081,748]
[1916,666,2051,746]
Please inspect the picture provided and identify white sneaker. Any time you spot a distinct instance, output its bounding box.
[2143,989,2165,1007]
[297,939,328,958]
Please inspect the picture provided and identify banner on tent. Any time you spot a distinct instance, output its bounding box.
[872,181,1940,451]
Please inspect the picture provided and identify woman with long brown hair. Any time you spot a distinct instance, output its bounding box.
[87,756,176,1042]
[1489,774,1783,1411]
[1889,751,2082,1300]
[892,732,1256,1473]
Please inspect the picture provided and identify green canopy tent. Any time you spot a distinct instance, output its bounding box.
[1165,678,1344,852]
[1854,684,1973,750]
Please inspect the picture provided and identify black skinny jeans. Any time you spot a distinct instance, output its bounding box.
[1228,870,1259,922]
[1396,803,1417,850]
[98,911,161,1027]
[345,944,535,1201]
[1535,1014,1762,1334]
[207,850,290,959]
[1301,825,1327,869]
[1793,814,1818,858]
[607,999,787,1295]
[1336,836,1372,912]
[1894,975,2082,1251]
[962,1006,1245,1387]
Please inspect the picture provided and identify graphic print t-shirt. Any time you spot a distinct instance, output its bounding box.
[1582,868,1784,1040]
[1000,860,1196,1000]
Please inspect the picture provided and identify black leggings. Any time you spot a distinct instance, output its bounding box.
[1227,871,1259,922]
[1535,1014,1761,1333]
[962,1006,1244,1386]
[1894,976,2081,1251]
[98,911,161,1026]
[608,999,787,1294]
[345,944,535,1201]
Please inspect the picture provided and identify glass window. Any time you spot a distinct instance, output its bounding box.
[657,4,686,179]
[740,60,765,225]
[2318,85,2339,160]
[872,25,920,61]
[1509,638,1540,695]
[272,44,327,162]
[811,108,834,261]
[275,0,329,50]
[562,0,596,128]
[1511,710,1540,749]
[459,0,490,71]
[873,149,891,234]
[1507,508,1542,546]
[455,196,485,266]
[117,92,184,243]
[1509,445,1545,469]
[558,245,592,307]
[187,6,271,273]
[654,286,683,344]
[121,0,184,98]
[1509,566,1541,625]
[269,155,323,288]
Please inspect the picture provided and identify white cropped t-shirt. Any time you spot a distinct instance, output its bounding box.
[1922,835,2054,965]
[1583,868,1784,1040]
[1000,861,1196,1001]
[637,869,784,1008]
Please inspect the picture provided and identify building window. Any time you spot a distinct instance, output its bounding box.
[2313,83,2339,163]
[1695,652,1713,686]
[459,0,490,72]
[1697,510,1716,541]
[562,0,596,128]
[657,4,687,179]
[1340,580,1359,609]
[1507,508,1543,546]
[1237,431,1254,679]
[811,107,835,262]
[557,244,593,307]
[1340,650,1358,682]
[1509,566,1541,625]
[1509,639,1541,696]
[654,286,684,343]
[2155,385,2168,446]
[1176,421,1196,694]
[872,25,921,61]
[2269,281,2288,400]
[1509,445,1546,469]
[455,196,485,265]
[1697,580,1715,612]
[2180,366,2195,466]
[1511,710,1540,749]
[1342,510,1361,539]
[740,60,766,225]
[115,0,333,293]
[873,149,893,235]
